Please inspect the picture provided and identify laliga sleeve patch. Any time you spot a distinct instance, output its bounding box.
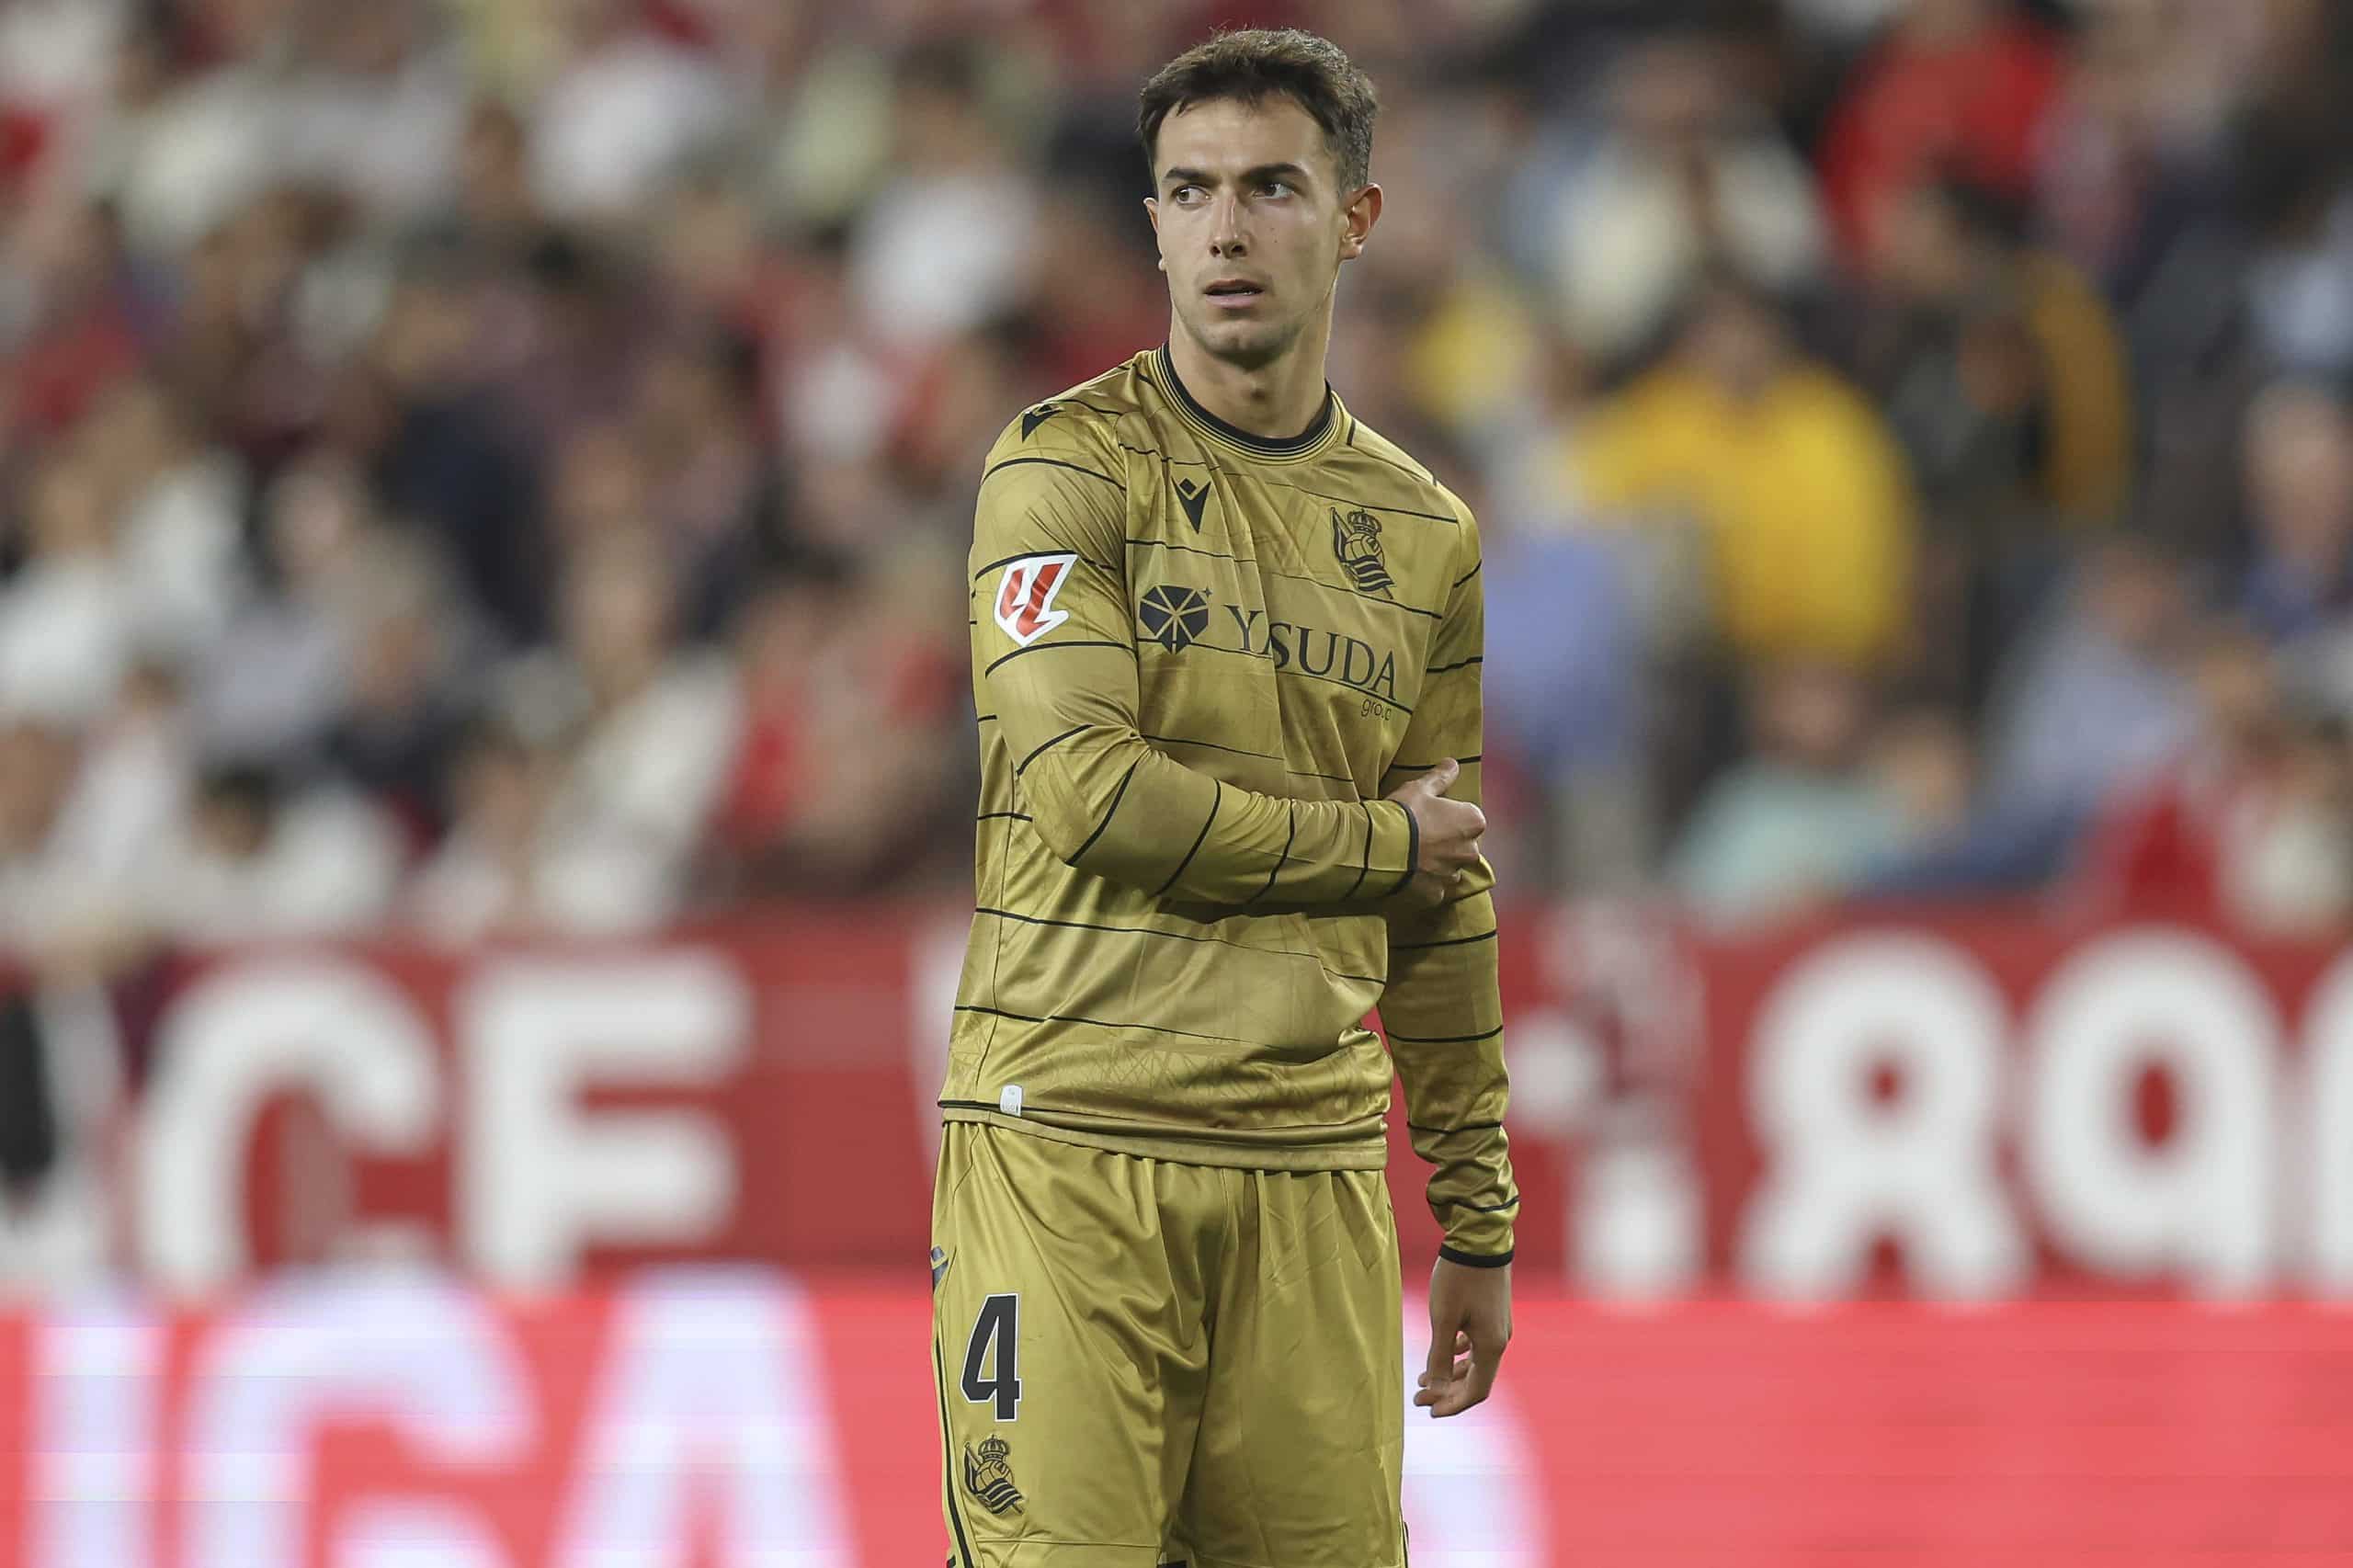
[992,553,1078,646]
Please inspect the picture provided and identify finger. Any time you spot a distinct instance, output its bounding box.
[1431,757,1460,789]
[1422,1325,1456,1394]
[1458,1343,1504,1410]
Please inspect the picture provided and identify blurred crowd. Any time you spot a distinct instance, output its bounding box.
[2,0,2352,960]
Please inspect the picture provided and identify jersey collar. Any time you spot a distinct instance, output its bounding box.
[1150,344,1345,465]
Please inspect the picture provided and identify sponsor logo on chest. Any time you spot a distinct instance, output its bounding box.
[1135,582,1400,703]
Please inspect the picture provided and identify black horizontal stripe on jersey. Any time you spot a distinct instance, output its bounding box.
[1125,534,1247,565]
[1264,478,1457,526]
[1122,537,1442,620]
[1016,724,1088,775]
[980,455,1126,492]
[1177,641,1415,715]
[1115,441,1211,467]
[1450,1194,1522,1214]
[1391,928,1498,952]
[1407,1119,1506,1135]
[1452,560,1483,590]
[1152,784,1222,896]
[1383,754,1479,777]
[1107,437,1455,522]
[1423,656,1483,676]
[1345,421,1438,485]
[974,811,1032,824]
[1243,801,1298,904]
[971,547,1116,582]
[975,712,996,723]
[952,1003,1248,1045]
[971,905,1384,984]
[1143,731,1351,785]
[1066,760,1139,864]
[1387,1025,1504,1045]
[1144,731,1277,763]
[1437,1245,1514,1269]
[984,639,1135,676]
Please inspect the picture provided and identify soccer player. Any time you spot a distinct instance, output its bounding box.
[934,28,1515,1566]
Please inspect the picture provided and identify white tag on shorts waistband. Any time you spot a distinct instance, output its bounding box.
[998,1084,1025,1118]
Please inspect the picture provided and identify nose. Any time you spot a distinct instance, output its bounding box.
[1211,195,1246,259]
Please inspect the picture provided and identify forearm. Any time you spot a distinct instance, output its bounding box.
[1385,883,1517,1261]
[998,656,1419,903]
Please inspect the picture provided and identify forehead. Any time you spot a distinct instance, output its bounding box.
[1154,96,1333,181]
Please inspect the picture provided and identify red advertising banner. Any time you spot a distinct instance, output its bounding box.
[0,1273,2349,1567]
[79,904,2353,1296]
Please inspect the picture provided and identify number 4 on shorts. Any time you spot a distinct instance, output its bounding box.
[960,1293,1022,1421]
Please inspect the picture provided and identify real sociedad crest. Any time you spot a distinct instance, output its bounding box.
[1331,508,1393,596]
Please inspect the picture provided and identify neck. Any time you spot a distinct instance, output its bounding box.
[1165,304,1335,441]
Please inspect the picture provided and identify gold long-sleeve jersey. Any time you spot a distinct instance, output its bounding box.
[944,346,1517,1263]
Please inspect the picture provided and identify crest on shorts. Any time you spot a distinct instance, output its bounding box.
[963,1435,1025,1516]
[1332,508,1393,597]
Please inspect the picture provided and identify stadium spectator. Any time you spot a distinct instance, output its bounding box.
[1670,661,1910,925]
[489,530,737,932]
[1818,0,2063,267]
[1860,172,2133,703]
[140,758,403,941]
[2238,379,2353,647]
[1544,28,1827,369]
[2076,619,2353,931]
[1571,275,1918,671]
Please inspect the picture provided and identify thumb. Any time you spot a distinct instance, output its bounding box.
[1426,757,1460,791]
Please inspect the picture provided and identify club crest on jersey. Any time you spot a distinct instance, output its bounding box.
[1138,584,1211,651]
[963,1436,1025,1516]
[1332,508,1393,597]
[993,553,1077,646]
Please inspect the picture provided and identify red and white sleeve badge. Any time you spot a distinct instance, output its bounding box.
[992,553,1078,646]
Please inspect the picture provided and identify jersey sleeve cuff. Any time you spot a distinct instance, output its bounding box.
[1437,1244,1514,1269]
[1388,801,1420,898]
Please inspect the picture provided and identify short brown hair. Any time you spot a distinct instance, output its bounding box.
[1138,29,1379,193]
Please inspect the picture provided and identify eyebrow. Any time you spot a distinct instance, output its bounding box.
[1160,162,1313,190]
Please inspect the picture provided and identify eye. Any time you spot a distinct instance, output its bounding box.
[1172,185,1204,204]
[1257,180,1291,198]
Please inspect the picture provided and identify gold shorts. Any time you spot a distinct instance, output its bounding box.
[930,1120,1406,1567]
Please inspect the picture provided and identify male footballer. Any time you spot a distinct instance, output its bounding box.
[935,28,1516,1566]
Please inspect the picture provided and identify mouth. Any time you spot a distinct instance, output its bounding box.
[1203,278,1267,310]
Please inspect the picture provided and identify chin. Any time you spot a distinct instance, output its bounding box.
[1188,314,1291,369]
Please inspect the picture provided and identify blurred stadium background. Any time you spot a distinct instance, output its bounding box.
[3,0,2353,1562]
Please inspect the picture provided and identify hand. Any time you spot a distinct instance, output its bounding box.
[1415,1256,1511,1417]
[1384,758,1485,908]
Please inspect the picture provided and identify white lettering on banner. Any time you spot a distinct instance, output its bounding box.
[137,961,443,1294]
[2306,953,2353,1291]
[1739,934,2025,1299]
[2022,931,2279,1296]
[181,1278,534,1568]
[549,1269,854,1566]
[30,1295,160,1568]
[1401,1312,1547,1568]
[335,1503,507,1568]
[460,956,749,1288]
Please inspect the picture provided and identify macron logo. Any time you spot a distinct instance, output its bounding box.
[993,553,1078,646]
